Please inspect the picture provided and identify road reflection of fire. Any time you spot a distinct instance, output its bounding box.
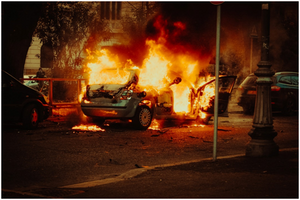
[72,124,105,132]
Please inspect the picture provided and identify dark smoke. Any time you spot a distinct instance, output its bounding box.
[144,2,298,81]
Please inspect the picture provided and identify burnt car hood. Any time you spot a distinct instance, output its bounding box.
[87,84,126,99]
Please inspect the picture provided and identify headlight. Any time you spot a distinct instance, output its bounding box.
[120,89,133,100]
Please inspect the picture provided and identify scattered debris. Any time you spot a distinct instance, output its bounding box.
[109,159,123,165]
[151,134,160,137]
[158,128,169,134]
[217,129,230,132]
[203,139,213,143]
[222,137,233,142]
[135,164,143,168]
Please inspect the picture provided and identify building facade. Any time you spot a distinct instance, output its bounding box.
[23,2,156,77]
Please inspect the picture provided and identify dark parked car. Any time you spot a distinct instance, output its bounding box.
[237,72,298,115]
[2,71,51,129]
[81,68,236,129]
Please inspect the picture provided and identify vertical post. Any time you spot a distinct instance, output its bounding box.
[246,3,279,157]
[250,26,258,74]
[49,79,53,106]
[250,37,253,74]
[213,4,221,161]
[77,80,81,104]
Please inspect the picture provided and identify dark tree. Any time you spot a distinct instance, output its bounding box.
[35,2,111,79]
[2,2,44,79]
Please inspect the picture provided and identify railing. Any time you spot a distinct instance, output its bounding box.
[21,78,87,121]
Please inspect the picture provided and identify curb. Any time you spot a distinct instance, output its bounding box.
[60,147,298,189]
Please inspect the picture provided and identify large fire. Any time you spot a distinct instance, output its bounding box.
[75,16,216,130]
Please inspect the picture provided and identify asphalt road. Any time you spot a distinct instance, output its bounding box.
[2,100,298,198]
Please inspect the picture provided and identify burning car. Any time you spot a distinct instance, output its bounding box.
[81,67,236,130]
[2,70,51,129]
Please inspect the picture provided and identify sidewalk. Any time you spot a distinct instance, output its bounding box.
[2,99,298,198]
[69,148,298,198]
[3,148,297,198]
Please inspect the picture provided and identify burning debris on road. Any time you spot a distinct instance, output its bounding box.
[72,124,105,132]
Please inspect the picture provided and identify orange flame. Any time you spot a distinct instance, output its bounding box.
[149,119,160,130]
[79,16,216,126]
[72,124,105,132]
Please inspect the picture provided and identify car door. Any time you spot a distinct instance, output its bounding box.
[197,76,237,115]
[2,72,24,121]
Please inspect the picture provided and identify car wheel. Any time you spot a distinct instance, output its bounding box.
[22,104,39,129]
[282,98,295,116]
[133,106,152,130]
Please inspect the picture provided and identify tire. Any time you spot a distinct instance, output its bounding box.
[22,104,40,129]
[133,106,152,130]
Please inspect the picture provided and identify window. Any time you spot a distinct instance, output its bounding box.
[105,2,110,19]
[243,76,257,86]
[112,2,116,20]
[117,2,121,20]
[100,2,105,19]
[100,2,121,20]
[279,76,292,84]
[291,76,298,85]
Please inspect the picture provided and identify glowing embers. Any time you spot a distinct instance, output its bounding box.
[72,124,105,132]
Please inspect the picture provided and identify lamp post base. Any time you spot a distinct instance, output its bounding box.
[246,139,279,157]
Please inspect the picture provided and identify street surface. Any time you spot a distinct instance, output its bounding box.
[2,96,298,198]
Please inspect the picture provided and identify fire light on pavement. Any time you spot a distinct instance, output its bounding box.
[149,119,161,130]
[72,124,105,132]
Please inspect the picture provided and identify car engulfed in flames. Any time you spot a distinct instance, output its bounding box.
[80,66,236,130]
[79,16,237,130]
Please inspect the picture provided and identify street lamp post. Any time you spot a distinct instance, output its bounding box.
[246,3,279,157]
[250,26,258,74]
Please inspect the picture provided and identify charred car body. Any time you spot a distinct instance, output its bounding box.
[2,71,51,129]
[81,68,236,130]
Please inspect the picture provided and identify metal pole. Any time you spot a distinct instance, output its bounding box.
[213,4,221,161]
[250,26,258,74]
[250,37,253,74]
[246,3,278,157]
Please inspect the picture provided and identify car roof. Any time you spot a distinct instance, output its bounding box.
[275,71,298,76]
[247,72,298,77]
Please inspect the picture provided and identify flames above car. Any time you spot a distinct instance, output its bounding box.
[81,18,216,113]
[74,16,233,131]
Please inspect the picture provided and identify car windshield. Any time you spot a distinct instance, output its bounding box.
[93,68,131,85]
